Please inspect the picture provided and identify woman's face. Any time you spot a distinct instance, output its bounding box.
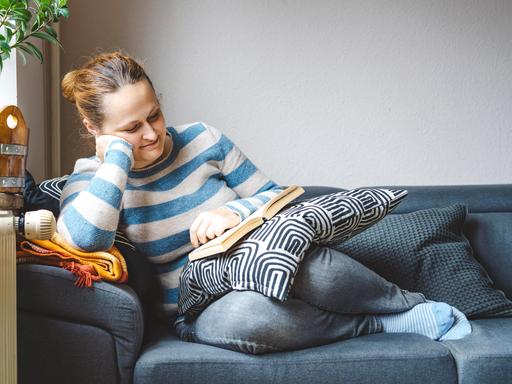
[99,80,167,169]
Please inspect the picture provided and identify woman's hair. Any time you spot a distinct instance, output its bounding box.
[61,51,155,128]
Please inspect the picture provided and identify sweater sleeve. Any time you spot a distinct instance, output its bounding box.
[57,140,134,251]
[203,123,284,221]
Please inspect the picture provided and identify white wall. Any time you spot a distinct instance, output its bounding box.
[0,54,17,106]
[60,0,512,187]
[0,44,47,183]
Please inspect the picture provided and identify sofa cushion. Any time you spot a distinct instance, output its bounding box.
[134,328,457,384]
[441,318,512,384]
[335,204,512,319]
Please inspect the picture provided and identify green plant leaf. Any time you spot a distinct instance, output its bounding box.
[0,58,3,74]
[16,45,28,65]
[12,1,26,10]
[12,9,32,23]
[32,31,61,47]
[22,41,43,63]
[45,25,57,39]
[0,41,10,53]
[0,0,9,9]
[58,0,67,7]
[59,7,68,18]
[5,27,13,43]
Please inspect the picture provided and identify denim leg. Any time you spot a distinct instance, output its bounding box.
[290,244,426,315]
[175,290,380,355]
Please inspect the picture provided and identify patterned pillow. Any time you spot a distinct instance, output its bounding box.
[23,170,69,217]
[335,204,512,319]
[178,188,408,319]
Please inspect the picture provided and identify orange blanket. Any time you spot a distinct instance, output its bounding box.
[17,233,128,287]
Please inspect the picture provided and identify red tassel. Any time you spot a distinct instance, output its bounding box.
[61,262,102,288]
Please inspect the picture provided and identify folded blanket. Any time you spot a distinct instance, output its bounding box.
[17,232,128,287]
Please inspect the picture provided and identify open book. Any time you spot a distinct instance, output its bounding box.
[188,185,305,261]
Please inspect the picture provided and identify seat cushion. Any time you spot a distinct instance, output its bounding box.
[134,328,457,384]
[442,318,512,384]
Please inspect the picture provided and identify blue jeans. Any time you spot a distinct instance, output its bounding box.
[175,244,426,354]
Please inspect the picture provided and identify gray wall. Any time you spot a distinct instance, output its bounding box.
[60,0,511,187]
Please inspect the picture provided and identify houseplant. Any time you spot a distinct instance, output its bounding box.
[0,0,69,73]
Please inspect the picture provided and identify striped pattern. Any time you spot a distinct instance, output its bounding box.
[58,122,281,320]
[178,188,408,319]
[378,302,455,340]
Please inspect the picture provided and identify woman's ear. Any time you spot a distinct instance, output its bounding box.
[83,118,99,137]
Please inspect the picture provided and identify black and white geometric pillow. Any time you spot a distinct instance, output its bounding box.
[178,188,408,319]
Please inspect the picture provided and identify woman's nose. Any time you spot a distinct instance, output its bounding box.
[141,122,158,140]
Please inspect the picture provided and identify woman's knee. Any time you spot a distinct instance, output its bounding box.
[192,291,284,354]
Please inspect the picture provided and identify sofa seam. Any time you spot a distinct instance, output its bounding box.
[138,354,456,367]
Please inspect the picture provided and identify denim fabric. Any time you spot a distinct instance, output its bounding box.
[175,245,426,354]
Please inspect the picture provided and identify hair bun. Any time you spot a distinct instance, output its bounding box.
[61,70,80,103]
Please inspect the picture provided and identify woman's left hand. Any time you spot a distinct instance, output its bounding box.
[190,207,241,248]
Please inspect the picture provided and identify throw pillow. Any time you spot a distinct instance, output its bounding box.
[178,188,408,319]
[335,204,512,319]
[23,170,69,217]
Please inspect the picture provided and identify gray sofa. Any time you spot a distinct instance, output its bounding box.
[17,184,512,384]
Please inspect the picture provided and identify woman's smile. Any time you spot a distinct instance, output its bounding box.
[141,136,160,149]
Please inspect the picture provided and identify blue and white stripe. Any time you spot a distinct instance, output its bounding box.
[58,122,282,320]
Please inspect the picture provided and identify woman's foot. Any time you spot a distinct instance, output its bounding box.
[438,304,472,341]
[376,302,455,340]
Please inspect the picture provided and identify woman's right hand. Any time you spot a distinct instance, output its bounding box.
[95,134,131,163]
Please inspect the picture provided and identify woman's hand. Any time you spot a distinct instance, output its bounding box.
[190,207,241,248]
[95,134,131,163]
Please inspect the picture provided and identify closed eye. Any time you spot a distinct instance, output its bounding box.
[126,123,141,133]
[148,109,161,121]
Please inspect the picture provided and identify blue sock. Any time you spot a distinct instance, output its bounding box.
[377,302,455,340]
[439,305,472,341]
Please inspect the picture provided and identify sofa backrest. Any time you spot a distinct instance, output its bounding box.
[301,185,512,299]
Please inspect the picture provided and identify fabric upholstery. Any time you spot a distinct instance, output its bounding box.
[135,326,457,384]
[17,183,512,384]
[464,212,512,299]
[18,312,118,384]
[335,204,512,318]
[442,318,512,384]
[17,264,144,384]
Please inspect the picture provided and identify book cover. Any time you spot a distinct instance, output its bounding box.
[188,185,305,261]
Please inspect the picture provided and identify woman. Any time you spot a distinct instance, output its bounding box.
[58,51,470,354]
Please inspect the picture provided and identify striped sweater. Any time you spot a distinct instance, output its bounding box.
[58,122,282,320]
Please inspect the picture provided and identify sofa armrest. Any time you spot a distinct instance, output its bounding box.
[17,264,144,384]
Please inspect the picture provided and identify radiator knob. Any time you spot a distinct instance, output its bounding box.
[20,209,56,240]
